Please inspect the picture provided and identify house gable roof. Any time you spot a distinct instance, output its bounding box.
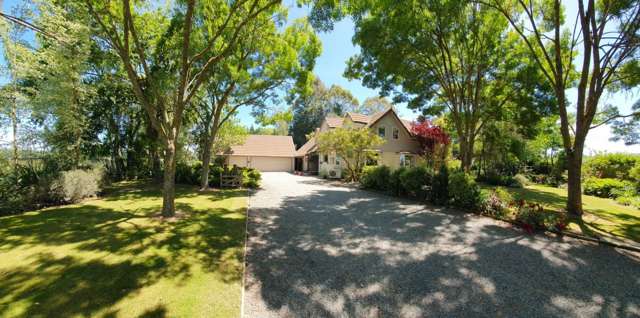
[366,107,414,135]
[225,135,296,157]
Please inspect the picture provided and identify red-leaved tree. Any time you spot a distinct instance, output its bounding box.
[411,120,450,167]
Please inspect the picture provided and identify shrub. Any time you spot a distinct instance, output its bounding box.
[512,174,530,188]
[52,166,105,203]
[481,187,514,218]
[360,165,391,191]
[514,200,546,233]
[176,162,199,185]
[448,171,482,209]
[399,165,432,199]
[583,177,633,198]
[583,153,640,180]
[615,195,640,208]
[389,167,407,196]
[209,165,224,187]
[0,163,61,214]
[429,165,449,205]
[242,168,261,188]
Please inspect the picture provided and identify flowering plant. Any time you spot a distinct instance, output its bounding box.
[514,200,546,233]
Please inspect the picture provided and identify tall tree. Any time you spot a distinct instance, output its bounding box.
[310,0,539,171]
[326,84,359,115]
[193,18,319,189]
[483,0,640,217]
[290,78,330,147]
[2,0,92,167]
[357,96,392,115]
[289,79,360,147]
[85,0,282,216]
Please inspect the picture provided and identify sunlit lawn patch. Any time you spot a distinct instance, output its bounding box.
[0,181,247,318]
[482,184,640,243]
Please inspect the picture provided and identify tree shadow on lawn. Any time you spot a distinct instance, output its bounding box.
[245,187,640,317]
[498,186,640,243]
[0,184,246,317]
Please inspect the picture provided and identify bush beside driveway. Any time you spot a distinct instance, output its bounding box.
[243,172,640,318]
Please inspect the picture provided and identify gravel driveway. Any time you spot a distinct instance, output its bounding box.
[243,172,640,318]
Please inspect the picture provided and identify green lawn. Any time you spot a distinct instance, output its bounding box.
[0,182,247,318]
[483,184,640,243]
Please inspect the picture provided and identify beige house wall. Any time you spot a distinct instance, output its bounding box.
[370,114,421,153]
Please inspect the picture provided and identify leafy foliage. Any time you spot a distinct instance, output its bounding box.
[316,127,384,182]
[583,177,634,199]
[411,119,450,168]
[583,153,640,181]
[429,165,449,205]
[448,171,482,209]
[360,165,391,191]
[398,165,433,199]
[52,166,105,203]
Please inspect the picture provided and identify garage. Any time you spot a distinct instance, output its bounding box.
[223,135,296,172]
[227,155,293,172]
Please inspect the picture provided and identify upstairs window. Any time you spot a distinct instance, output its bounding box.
[393,128,399,139]
[378,126,386,138]
[324,154,329,163]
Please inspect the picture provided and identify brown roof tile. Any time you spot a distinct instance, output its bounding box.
[346,112,372,123]
[225,135,296,157]
[325,117,343,128]
[295,136,317,156]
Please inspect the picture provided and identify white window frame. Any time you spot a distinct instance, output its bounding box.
[378,126,386,138]
[400,154,413,167]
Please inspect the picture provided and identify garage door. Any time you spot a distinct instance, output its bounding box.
[228,156,293,172]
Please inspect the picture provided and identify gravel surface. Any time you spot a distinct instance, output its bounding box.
[243,172,640,318]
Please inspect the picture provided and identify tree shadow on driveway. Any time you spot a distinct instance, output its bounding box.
[244,186,640,317]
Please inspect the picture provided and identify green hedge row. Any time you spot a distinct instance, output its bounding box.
[361,165,482,210]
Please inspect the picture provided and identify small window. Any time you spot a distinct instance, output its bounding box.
[378,126,386,138]
[393,128,399,139]
[366,157,378,166]
[335,155,341,165]
[400,154,413,167]
[324,154,329,163]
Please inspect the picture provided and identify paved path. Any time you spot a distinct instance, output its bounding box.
[243,172,640,318]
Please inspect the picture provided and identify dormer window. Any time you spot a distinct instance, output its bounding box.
[393,128,399,139]
[378,126,386,138]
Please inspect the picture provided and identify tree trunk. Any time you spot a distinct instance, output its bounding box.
[459,137,474,172]
[200,134,214,190]
[11,100,18,167]
[161,138,177,217]
[566,150,584,217]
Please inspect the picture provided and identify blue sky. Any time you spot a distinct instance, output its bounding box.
[1,0,639,153]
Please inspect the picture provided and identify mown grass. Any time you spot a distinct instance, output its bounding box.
[0,181,247,318]
[482,184,640,243]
